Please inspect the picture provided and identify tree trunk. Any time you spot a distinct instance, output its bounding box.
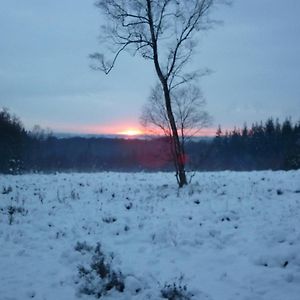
[162,84,187,187]
[146,0,187,187]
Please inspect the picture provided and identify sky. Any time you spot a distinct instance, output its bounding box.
[0,0,299,135]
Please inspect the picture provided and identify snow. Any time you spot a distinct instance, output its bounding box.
[0,170,300,300]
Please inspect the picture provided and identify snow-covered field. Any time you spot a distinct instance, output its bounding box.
[0,171,300,300]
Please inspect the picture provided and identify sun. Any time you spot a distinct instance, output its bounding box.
[118,129,143,136]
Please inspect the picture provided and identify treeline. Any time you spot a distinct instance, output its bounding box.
[1,109,299,173]
[0,109,173,173]
[0,109,28,173]
[188,119,300,171]
[24,136,172,172]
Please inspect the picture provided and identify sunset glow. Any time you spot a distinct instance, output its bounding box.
[49,122,216,137]
[50,122,147,136]
[118,129,144,136]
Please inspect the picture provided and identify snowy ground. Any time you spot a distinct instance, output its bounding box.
[0,171,300,300]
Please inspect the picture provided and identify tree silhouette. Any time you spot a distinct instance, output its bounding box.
[0,108,27,173]
[91,0,224,187]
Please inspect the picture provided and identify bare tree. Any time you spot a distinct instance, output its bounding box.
[141,83,211,184]
[91,0,222,187]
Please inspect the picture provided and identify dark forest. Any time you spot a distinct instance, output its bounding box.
[1,109,299,174]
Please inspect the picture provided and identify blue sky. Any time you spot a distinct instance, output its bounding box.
[0,0,299,134]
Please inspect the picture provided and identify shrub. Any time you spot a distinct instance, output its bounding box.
[2,186,13,195]
[6,205,27,225]
[76,242,125,298]
[161,282,193,300]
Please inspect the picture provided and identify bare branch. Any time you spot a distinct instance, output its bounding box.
[141,83,211,140]
[90,41,135,74]
[166,0,213,80]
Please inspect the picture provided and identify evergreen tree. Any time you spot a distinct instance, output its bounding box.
[0,108,27,173]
